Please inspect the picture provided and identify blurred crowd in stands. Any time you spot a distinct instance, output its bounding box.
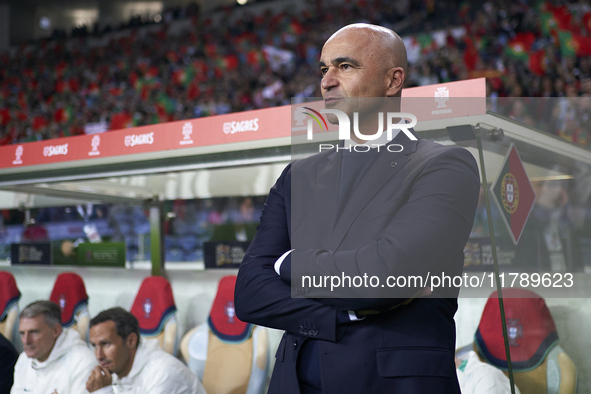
[1,0,591,148]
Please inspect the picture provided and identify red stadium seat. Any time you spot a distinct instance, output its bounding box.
[130,276,178,355]
[181,275,269,394]
[0,271,20,343]
[475,289,578,394]
[49,272,90,340]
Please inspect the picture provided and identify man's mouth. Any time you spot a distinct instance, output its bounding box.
[324,97,341,105]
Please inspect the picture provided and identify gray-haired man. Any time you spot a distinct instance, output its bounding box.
[11,300,97,394]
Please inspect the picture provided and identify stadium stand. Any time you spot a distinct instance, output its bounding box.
[1,0,591,148]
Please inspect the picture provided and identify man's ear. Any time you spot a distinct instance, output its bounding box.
[52,323,63,339]
[386,67,405,97]
[126,332,139,349]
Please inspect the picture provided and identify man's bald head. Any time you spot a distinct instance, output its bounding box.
[325,23,408,75]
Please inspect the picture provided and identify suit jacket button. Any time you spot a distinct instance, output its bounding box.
[293,341,298,348]
[391,162,397,167]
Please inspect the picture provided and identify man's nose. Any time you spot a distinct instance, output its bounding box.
[95,347,105,360]
[321,68,339,90]
[22,333,33,345]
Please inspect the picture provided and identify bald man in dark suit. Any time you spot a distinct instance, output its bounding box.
[235,23,480,393]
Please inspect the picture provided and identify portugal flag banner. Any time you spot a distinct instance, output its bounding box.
[490,144,536,245]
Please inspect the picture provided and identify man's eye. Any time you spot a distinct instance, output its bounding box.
[341,64,351,69]
[320,68,328,75]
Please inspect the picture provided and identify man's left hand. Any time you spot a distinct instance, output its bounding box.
[86,366,112,392]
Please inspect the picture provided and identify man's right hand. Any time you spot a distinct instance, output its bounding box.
[86,366,112,392]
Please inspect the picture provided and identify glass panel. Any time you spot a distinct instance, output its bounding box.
[162,196,265,267]
[467,97,590,394]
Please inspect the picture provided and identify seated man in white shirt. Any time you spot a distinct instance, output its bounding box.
[456,350,521,394]
[12,300,98,394]
[86,307,206,394]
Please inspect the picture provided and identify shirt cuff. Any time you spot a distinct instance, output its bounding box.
[348,310,366,321]
[274,249,294,275]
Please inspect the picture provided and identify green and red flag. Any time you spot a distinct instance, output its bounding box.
[173,65,195,87]
[157,93,175,115]
[529,50,547,76]
[215,54,239,72]
[54,106,74,124]
[558,30,576,57]
[416,33,437,54]
[490,144,536,245]
[540,12,558,36]
[458,0,470,18]
[247,50,266,68]
[504,41,529,62]
[144,66,160,84]
[475,36,489,53]
[287,19,303,35]
[550,5,573,31]
[504,32,535,61]
[558,30,591,57]
[110,112,133,130]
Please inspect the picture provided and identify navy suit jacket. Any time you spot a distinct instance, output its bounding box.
[235,132,480,393]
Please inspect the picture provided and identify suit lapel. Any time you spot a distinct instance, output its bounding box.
[328,134,419,250]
